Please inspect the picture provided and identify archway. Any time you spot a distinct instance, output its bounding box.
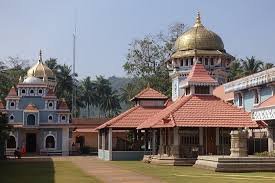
[7,136,16,148]
[45,135,55,148]
[27,114,35,125]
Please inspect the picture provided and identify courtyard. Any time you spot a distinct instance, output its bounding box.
[1,156,275,183]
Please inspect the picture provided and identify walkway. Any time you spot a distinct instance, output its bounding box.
[70,156,163,183]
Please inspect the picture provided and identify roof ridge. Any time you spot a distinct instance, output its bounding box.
[96,105,140,130]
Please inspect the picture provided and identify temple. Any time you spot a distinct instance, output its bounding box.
[166,12,234,101]
[3,51,71,156]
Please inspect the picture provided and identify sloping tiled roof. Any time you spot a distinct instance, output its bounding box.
[0,101,5,110]
[138,95,258,129]
[131,87,168,101]
[213,85,234,102]
[58,99,69,110]
[7,87,17,97]
[96,105,165,129]
[43,89,57,99]
[25,103,39,111]
[256,95,275,109]
[183,63,219,86]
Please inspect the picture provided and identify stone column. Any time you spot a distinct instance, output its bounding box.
[108,128,112,160]
[159,129,163,155]
[62,128,69,156]
[230,129,248,157]
[267,128,274,153]
[102,130,105,150]
[98,130,101,150]
[172,127,180,158]
[216,127,220,154]
[152,130,157,155]
[199,127,203,154]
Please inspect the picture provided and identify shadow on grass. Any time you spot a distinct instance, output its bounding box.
[0,158,54,183]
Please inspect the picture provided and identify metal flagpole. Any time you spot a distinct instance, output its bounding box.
[72,12,77,118]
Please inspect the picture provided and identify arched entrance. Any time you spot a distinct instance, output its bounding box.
[27,114,35,125]
[7,136,16,148]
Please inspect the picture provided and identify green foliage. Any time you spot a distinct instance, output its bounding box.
[123,23,186,98]
[0,112,11,159]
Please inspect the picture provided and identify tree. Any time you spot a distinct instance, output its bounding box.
[80,77,97,118]
[261,63,274,70]
[0,112,11,160]
[123,23,185,97]
[228,60,243,81]
[45,58,59,73]
[241,56,263,76]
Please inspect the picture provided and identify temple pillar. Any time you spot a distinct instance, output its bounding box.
[216,127,219,154]
[152,130,157,155]
[145,130,148,150]
[230,129,248,157]
[267,128,274,153]
[62,128,69,156]
[108,128,112,160]
[199,127,203,153]
[172,127,180,158]
[102,130,105,150]
[159,129,163,155]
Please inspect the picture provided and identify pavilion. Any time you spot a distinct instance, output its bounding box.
[138,63,260,165]
[96,86,169,160]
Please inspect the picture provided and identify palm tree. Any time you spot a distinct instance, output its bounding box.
[228,60,243,81]
[80,77,97,118]
[45,58,59,74]
[261,63,274,71]
[120,83,137,106]
[241,56,263,76]
[100,90,121,117]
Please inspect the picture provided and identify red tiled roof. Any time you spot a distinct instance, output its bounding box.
[138,95,258,129]
[58,99,69,110]
[183,63,219,86]
[25,103,39,111]
[0,101,5,109]
[7,87,17,97]
[256,95,275,109]
[131,87,168,101]
[44,89,57,99]
[213,85,234,102]
[96,105,165,129]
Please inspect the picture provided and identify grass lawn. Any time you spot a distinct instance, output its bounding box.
[111,161,275,183]
[0,160,101,183]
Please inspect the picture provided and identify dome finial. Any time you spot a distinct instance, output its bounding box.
[194,11,203,27]
[39,50,42,63]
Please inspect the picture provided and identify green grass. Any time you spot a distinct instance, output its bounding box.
[111,161,275,183]
[0,161,101,183]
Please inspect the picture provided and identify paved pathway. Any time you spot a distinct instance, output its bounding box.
[70,156,163,183]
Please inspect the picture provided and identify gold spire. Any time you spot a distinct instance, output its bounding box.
[194,11,203,27]
[39,50,42,63]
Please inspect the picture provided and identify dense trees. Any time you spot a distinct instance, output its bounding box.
[0,112,11,159]
[228,56,274,81]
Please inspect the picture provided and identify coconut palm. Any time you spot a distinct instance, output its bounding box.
[241,56,263,76]
[228,60,243,81]
[261,63,274,71]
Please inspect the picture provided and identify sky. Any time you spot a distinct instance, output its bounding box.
[0,0,275,79]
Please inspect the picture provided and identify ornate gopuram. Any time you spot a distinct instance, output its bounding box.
[2,51,71,156]
[138,63,259,165]
[224,67,275,153]
[166,13,234,101]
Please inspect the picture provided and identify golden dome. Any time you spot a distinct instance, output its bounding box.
[27,50,55,80]
[174,12,224,52]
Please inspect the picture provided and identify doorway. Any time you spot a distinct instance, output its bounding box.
[204,128,216,155]
[26,133,36,153]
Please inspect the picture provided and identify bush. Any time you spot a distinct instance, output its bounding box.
[254,151,275,157]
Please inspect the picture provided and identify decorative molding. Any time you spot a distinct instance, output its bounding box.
[252,107,275,121]
[224,67,275,93]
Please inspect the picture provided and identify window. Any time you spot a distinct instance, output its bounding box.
[61,116,66,121]
[238,93,243,107]
[45,136,55,148]
[195,86,210,94]
[190,59,193,65]
[9,115,14,121]
[10,102,15,107]
[30,89,34,94]
[185,60,188,66]
[210,58,214,65]
[254,90,260,105]
[21,89,26,94]
[48,102,53,108]
[48,115,53,121]
[27,114,35,125]
[7,136,16,148]
[185,87,190,95]
[205,58,209,65]
[180,60,183,67]
[38,89,43,94]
